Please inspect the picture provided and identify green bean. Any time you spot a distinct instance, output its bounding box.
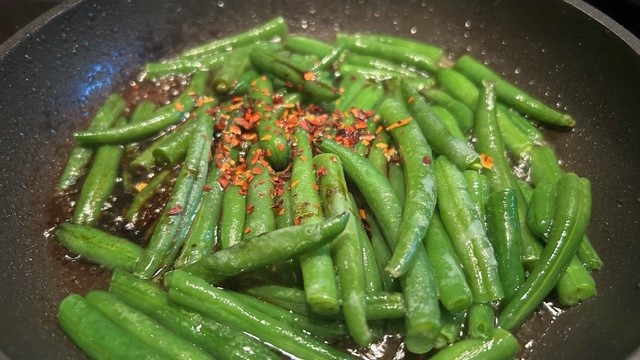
[122,101,158,192]
[57,294,167,360]
[556,256,597,306]
[291,129,339,315]
[72,118,125,226]
[166,270,354,360]
[463,170,490,223]
[401,81,481,171]
[435,156,504,303]
[75,72,209,145]
[430,106,467,141]
[422,88,474,132]
[244,285,406,320]
[388,163,406,207]
[435,68,479,108]
[365,209,400,292]
[454,54,575,127]
[348,33,444,64]
[243,146,276,240]
[213,46,252,94]
[250,48,339,102]
[467,303,495,340]
[435,309,465,349]
[474,81,540,267]
[57,94,126,192]
[145,53,226,78]
[85,290,212,360]
[181,212,349,284]
[379,98,437,278]
[125,169,172,223]
[338,63,416,82]
[496,105,535,157]
[526,180,556,238]
[429,327,518,360]
[284,36,334,58]
[335,73,367,111]
[275,179,293,229]
[181,16,287,59]
[229,68,260,95]
[343,52,424,78]
[367,127,390,176]
[219,173,246,249]
[499,173,592,331]
[228,291,348,339]
[129,120,196,172]
[134,104,214,279]
[503,106,546,143]
[423,213,473,313]
[109,270,279,360]
[55,223,142,272]
[174,163,224,268]
[348,194,384,294]
[336,34,439,73]
[485,189,526,301]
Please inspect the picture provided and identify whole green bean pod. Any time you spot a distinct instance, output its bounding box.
[249,75,291,170]
[250,48,339,102]
[145,53,227,78]
[109,270,279,360]
[400,82,481,171]
[166,270,354,360]
[343,53,423,78]
[57,94,126,192]
[336,34,439,73]
[72,118,125,226]
[181,16,287,59]
[57,294,167,360]
[314,137,440,353]
[504,106,546,143]
[499,173,592,331]
[347,33,444,64]
[496,104,535,157]
[454,54,575,127]
[85,290,212,360]
[435,68,479,108]
[423,213,473,313]
[75,72,209,145]
[291,129,339,315]
[435,156,504,303]
[379,98,437,278]
[55,223,142,272]
[174,163,224,268]
[467,303,496,340]
[429,327,518,360]
[134,104,214,279]
[284,36,334,58]
[338,63,416,82]
[474,81,540,267]
[212,46,252,94]
[181,212,349,284]
[485,189,526,301]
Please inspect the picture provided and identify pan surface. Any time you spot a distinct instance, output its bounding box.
[0,0,639,359]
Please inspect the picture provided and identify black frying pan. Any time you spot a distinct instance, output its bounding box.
[1,0,639,359]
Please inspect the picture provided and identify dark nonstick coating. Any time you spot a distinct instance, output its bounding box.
[1,0,639,359]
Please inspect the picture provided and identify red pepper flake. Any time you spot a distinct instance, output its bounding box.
[234,117,254,130]
[260,134,273,141]
[303,71,317,81]
[244,227,252,234]
[203,184,213,192]
[290,180,300,188]
[252,167,263,175]
[422,156,433,165]
[385,117,412,131]
[313,183,319,191]
[300,155,307,162]
[294,216,302,225]
[175,101,185,112]
[317,166,327,176]
[407,96,414,104]
[278,208,285,216]
[246,204,254,214]
[229,124,242,135]
[480,153,494,169]
[167,205,183,215]
[278,143,285,152]
[358,208,367,220]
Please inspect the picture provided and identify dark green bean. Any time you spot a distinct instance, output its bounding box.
[364,208,400,292]
[423,213,473,313]
[181,17,287,59]
[290,129,339,315]
[57,94,126,192]
[134,104,214,279]
[129,120,196,172]
[435,156,504,303]
[422,88,474,132]
[125,169,172,224]
[343,52,424,78]
[348,194,384,294]
[166,270,354,360]
[338,63,416,82]
[284,36,334,58]
[429,327,518,360]
[401,81,481,171]
[75,72,209,145]
[388,163,406,207]
[430,106,467,141]
[348,33,444,64]
[85,290,213,360]
[454,55,575,127]
[335,73,367,111]
[57,294,167,360]
[181,212,349,284]
[499,173,592,330]
[109,270,280,360]
[122,101,159,192]
[55,223,142,272]
[243,146,276,240]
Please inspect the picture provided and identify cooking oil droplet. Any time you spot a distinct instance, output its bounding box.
[410,27,417,34]
[465,20,472,28]
[392,18,399,25]
[216,0,224,7]
[514,67,521,74]
[301,19,308,29]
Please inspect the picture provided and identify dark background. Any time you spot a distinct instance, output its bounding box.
[1,0,640,44]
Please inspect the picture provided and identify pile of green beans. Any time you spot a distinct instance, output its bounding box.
[52,16,600,360]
